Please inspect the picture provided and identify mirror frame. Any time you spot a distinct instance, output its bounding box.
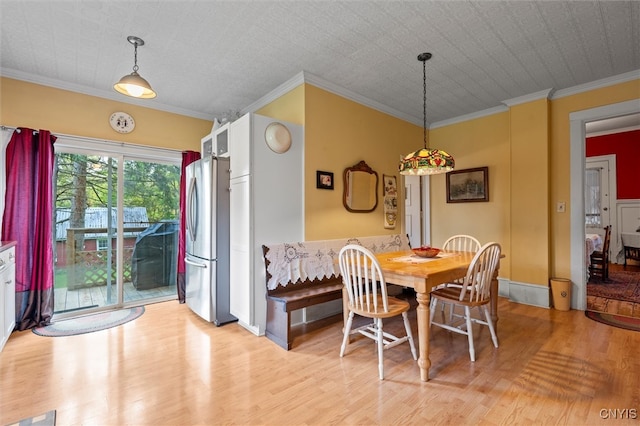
[343,160,379,213]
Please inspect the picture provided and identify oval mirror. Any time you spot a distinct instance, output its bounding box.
[343,160,378,213]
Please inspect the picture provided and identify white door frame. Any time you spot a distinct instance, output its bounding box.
[570,99,640,310]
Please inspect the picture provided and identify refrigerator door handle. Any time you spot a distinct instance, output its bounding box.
[187,176,198,243]
[185,257,207,268]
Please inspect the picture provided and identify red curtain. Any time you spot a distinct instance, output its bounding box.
[2,128,57,330]
[177,150,201,303]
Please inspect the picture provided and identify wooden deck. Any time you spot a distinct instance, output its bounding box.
[54,281,176,314]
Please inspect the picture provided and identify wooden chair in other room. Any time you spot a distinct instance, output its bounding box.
[338,244,417,380]
[589,225,611,281]
[430,242,501,362]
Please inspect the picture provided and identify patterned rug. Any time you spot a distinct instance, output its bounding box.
[587,270,640,303]
[585,311,640,332]
[32,306,144,337]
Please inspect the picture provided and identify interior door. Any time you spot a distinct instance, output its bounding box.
[404,175,421,248]
[585,158,612,255]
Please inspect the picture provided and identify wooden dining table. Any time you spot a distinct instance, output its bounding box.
[373,249,502,382]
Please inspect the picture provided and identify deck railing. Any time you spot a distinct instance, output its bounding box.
[65,226,148,290]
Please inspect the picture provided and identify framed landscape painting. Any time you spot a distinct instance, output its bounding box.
[446,166,489,203]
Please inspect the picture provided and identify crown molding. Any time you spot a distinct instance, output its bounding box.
[302,72,422,126]
[502,88,555,107]
[552,69,640,99]
[3,66,638,129]
[0,67,214,121]
[430,105,509,129]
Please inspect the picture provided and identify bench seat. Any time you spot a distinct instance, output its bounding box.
[265,278,344,350]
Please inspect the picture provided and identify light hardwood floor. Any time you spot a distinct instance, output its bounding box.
[1,297,639,425]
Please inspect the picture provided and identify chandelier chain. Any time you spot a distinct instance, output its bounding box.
[423,58,427,149]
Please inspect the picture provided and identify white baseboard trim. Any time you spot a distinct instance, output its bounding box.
[236,320,264,336]
[498,278,551,309]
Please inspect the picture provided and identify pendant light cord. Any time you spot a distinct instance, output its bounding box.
[133,42,139,73]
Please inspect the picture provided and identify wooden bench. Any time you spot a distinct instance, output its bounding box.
[264,246,344,350]
[261,234,410,350]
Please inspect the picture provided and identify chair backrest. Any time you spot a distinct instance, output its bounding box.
[339,244,389,314]
[459,242,502,303]
[443,234,481,253]
[602,225,611,258]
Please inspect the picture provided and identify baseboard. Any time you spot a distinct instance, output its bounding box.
[498,278,551,308]
[236,320,264,336]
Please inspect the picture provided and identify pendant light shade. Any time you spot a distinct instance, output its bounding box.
[399,148,455,175]
[114,36,156,99]
[399,53,454,175]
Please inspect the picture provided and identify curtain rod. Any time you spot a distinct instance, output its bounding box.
[1,125,182,153]
[1,125,38,135]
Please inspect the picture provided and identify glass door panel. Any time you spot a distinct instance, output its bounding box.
[123,158,180,302]
[53,154,120,313]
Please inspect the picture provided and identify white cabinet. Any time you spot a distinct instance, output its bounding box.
[229,113,304,335]
[0,243,16,352]
[229,174,251,324]
[229,113,251,179]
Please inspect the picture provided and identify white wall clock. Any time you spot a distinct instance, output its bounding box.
[109,112,136,133]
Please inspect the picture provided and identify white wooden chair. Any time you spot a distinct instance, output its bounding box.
[442,234,481,253]
[432,235,482,317]
[338,244,417,380]
[429,242,501,362]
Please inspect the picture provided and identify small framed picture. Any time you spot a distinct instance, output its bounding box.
[316,170,334,190]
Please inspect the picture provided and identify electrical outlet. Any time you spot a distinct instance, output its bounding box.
[557,202,566,213]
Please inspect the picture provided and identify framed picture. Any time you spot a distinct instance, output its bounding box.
[446,166,489,203]
[316,170,334,190]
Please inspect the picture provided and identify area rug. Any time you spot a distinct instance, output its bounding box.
[585,310,640,332]
[32,306,144,337]
[587,270,640,303]
[5,410,56,426]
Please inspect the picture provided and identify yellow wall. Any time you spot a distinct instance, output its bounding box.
[429,112,512,278]
[509,99,550,285]
[0,77,211,151]
[255,85,305,126]
[303,84,420,240]
[429,79,638,285]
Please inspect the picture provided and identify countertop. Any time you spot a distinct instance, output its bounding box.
[0,241,17,253]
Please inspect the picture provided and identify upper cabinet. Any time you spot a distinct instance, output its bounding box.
[229,114,251,179]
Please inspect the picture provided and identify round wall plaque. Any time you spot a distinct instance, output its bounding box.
[109,112,136,133]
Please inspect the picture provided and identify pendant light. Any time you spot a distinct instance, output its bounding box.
[399,53,454,175]
[114,36,157,99]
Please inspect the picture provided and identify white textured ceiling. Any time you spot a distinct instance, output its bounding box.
[1,0,639,126]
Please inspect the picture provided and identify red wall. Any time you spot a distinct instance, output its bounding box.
[586,129,640,199]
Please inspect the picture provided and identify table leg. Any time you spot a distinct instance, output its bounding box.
[416,290,431,381]
[490,261,500,331]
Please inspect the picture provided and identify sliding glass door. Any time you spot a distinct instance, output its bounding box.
[53,147,180,317]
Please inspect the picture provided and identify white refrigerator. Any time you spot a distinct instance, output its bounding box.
[184,156,236,325]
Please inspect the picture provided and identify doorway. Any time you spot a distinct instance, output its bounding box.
[570,99,640,311]
[52,144,181,318]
